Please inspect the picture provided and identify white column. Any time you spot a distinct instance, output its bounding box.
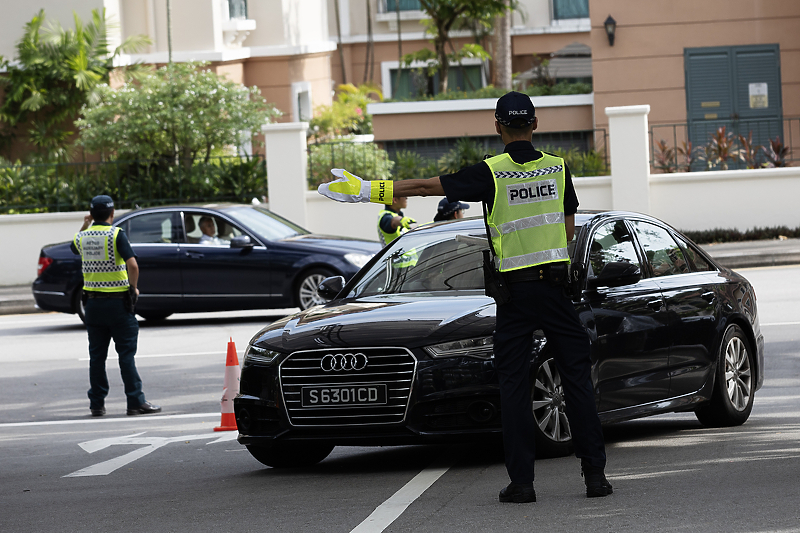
[605,105,651,214]
[262,122,310,227]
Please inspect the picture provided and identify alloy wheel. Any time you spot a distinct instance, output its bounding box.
[298,272,329,310]
[531,358,572,443]
[724,335,752,411]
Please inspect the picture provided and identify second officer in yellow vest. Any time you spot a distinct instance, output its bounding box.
[377,195,416,245]
[72,195,161,417]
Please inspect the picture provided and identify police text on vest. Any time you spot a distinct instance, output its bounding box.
[506,179,559,206]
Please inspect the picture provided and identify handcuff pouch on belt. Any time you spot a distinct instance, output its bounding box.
[481,202,511,305]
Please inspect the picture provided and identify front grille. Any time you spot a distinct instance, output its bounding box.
[279,347,417,427]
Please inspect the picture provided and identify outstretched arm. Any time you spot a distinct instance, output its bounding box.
[392,177,444,198]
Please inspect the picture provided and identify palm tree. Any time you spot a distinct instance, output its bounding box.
[0,8,150,161]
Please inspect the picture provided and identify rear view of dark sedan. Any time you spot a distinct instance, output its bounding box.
[235,211,764,468]
[32,204,380,321]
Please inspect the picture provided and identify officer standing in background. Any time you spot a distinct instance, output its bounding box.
[433,198,469,222]
[73,195,161,417]
[377,195,415,245]
[319,91,611,503]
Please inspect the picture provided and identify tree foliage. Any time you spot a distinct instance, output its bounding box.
[0,9,150,161]
[76,61,280,162]
[309,83,382,141]
[403,0,510,94]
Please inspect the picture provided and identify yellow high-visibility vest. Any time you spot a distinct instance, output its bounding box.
[73,225,129,292]
[484,152,569,272]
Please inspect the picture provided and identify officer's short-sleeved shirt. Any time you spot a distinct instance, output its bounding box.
[71,222,136,261]
[439,141,579,215]
[379,208,403,234]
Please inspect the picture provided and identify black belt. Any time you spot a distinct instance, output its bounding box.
[85,291,126,299]
[504,263,570,284]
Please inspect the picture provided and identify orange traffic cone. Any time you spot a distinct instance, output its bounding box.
[214,338,240,431]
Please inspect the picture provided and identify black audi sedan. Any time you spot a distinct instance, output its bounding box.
[234,211,765,468]
[32,204,381,321]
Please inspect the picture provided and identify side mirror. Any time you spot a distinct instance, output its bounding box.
[230,235,253,249]
[318,275,345,300]
[586,261,641,290]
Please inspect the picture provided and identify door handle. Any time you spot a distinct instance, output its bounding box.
[646,299,664,311]
[185,251,204,259]
[701,291,716,303]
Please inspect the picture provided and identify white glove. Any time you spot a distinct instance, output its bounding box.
[318,168,393,204]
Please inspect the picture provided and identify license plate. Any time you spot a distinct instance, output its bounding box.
[301,384,387,407]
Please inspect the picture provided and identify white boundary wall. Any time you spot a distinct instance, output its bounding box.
[2,106,799,286]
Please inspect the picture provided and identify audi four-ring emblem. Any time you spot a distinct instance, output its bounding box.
[320,353,368,372]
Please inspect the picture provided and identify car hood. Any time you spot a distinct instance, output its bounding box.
[278,234,381,254]
[250,292,496,352]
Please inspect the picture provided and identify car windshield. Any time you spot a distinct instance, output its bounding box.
[349,223,583,298]
[222,206,309,241]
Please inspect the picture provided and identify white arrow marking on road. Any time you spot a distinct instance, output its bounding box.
[63,431,238,477]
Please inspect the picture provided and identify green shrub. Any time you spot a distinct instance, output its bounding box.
[682,226,800,244]
[308,142,394,190]
[540,146,608,177]
[386,82,592,103]
[437,138,495,174]
[393,150,434,181]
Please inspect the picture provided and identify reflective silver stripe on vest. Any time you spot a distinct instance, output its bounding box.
[497,247,569,271]
[489,211,565,239]
[493,165,563,179]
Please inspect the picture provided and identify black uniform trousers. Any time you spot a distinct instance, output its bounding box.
[493,278,606,484]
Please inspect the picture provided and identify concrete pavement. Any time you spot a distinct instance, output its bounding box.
[2,238,799,316]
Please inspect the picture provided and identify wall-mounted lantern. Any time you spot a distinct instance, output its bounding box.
[604,15,617,46]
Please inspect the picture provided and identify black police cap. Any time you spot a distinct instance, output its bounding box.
[90,195,114,210]
[495,91,536,128]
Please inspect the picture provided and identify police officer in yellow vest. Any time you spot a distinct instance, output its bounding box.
[319,91,610,503]
[377,195,416,246]
[72,195,161,417]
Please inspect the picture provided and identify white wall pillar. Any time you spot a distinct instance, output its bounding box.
[605,105,651,214]
[262,122,310,227]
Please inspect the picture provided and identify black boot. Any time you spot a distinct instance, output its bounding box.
[581,461,613,498]
[499,482,536,503]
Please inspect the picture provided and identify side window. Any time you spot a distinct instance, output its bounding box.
[128,212,179,244]
[184,212,244,246]
[674,235,715,272]
[631,221,690,277]
[588,220,642,278]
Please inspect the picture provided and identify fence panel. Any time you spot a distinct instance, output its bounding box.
[650,117,798,173]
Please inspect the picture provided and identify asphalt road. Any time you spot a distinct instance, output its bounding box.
[1,266,799,533]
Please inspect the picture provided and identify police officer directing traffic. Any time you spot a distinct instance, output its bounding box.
[319,91,611,502]
[377,194,416,245]
[72,195,161,417]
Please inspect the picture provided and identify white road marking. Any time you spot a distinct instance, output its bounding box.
[77,350,242,361]
[64,431,238,477]
[349,452,458,533]
[761,321,800,326]
[0,412,220,428]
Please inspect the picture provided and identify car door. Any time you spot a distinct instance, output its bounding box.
[583,219,672,412]
[121,210,183,311]
[179,211,273,312]
[630,221,720,397]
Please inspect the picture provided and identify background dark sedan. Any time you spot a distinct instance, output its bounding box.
[32,204,381,321]
[235,211,765,468]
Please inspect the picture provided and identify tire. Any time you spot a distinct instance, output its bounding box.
[137,312,172,322]
[246,442,334,468]
[295,268,335,310]
[530,356,574,458]
[695,324,755,427]
[72,287,86,324]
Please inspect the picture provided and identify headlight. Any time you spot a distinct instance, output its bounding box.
[345,252,373,269]
[243,344,282,365]
[424,336,494,360]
